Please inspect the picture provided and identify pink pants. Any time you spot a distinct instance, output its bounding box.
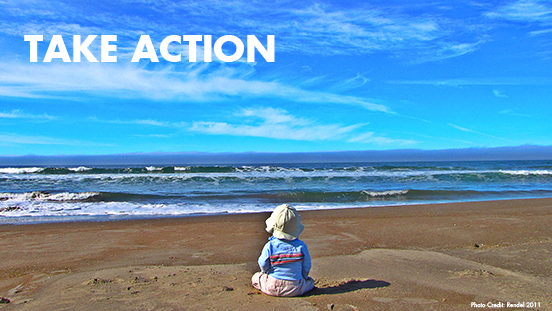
[251,272,315,297]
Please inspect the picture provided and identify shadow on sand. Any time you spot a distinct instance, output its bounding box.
[304,279,390,296]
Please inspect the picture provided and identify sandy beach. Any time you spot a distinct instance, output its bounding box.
[0,198,551,310]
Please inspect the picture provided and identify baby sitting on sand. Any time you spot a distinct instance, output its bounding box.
[251,204,315,297]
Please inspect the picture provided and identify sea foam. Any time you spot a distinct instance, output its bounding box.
[0,191,101,202]
[0,167,44,174]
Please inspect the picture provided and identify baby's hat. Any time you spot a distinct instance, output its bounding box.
[265,204,304,240]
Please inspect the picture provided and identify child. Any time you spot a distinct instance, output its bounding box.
[251,204,315,297]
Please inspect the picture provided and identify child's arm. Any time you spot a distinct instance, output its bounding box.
[258,242,272,273]
[301,243,312,278]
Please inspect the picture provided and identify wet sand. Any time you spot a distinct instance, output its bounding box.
[1,198,551,310]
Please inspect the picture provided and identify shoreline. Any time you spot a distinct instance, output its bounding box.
[2,196,552,226]
[1,197,551,310]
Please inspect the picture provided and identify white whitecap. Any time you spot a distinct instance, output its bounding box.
[0,191,101,202]
[68,166,93,172]
[0,167,44,174]
[146,166,163,171]
[361,190,409,197]
[499,170,552,175]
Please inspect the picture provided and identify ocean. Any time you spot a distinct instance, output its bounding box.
[1,160,552,224]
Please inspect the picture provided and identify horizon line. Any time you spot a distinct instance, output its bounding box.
[1,145,552,166]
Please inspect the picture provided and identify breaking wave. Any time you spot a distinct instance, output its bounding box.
[0,191,102,202]
[2,160,552,222]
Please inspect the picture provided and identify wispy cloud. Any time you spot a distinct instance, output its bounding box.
[499,109,531,117]
[347,132,416,145]
[410,41,484,63]
[0,62,393,113]
[1,0,486,61]
[88,116,184,127]
[448,123,511,142]
[493,89,508,98]
[0,109,56,120]
[485,0,552,60]
[190,107,366,141]
[529,27,552,36]
[266,3,444,56]
[127,0,482,60]
[329,73,370,92]
[190,107,412,145]
[0,133,109,146]
[486,0,552,23]
[134,134,174,138]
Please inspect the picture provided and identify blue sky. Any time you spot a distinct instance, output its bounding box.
[1,0,551,156]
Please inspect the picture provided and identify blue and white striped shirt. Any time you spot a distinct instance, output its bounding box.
[258,236,312,281]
